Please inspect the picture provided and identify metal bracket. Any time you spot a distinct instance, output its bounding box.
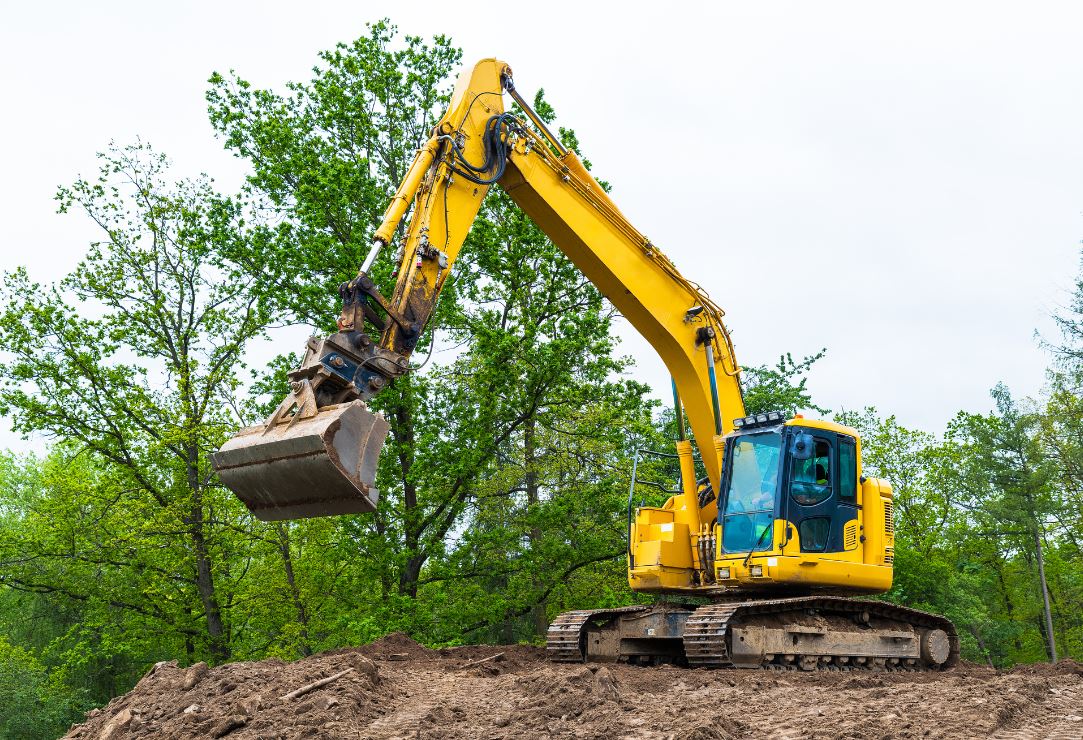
[338,273,415,337]
[262,377,321,434]
[282,333,411,406]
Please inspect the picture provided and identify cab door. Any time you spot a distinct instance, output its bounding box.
[835,434,860,553]
[783,429,859,555]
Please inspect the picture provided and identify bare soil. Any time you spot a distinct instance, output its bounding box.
[64,633,1083,740]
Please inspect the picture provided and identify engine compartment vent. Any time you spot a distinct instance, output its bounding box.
[844,521,858,550]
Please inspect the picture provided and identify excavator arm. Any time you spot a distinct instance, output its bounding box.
[212,59,744,520]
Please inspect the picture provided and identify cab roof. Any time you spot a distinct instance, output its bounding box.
[783,417,859,439]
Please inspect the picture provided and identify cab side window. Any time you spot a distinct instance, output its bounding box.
[838,436,857,504]
[799,517,830,552]
[791,438,832,506]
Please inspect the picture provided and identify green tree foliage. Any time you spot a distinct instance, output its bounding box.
[838,408,996,661]
[203,22,469,627]
[0,143,275,664]
[205,19,462,328]
[840,391,1081,666]
[0,633,81,739]
[741,349,828,416]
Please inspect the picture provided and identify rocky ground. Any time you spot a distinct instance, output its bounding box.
[64,633,1083,740]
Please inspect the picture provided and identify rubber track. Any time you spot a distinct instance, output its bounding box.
[682,595,960,670]
[545,605,649,662]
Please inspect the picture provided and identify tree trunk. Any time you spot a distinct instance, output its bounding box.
[1033,527,1058,662]
[967,624,995,668]
[187,450,229,662]
[401,554,425,599]
[391,389,422,598]
[276,523,313,656]
[524,417,548,637]
[190,508,229,662]
[183,608,195,664]
[992,558,1023,653]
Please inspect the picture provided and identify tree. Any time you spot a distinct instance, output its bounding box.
[741,349,828,416]
[0,142,270,662]
[1039,261,1083,557]
[836,408,951,557]
[205,21,465,611]
[0,633,81,740]
[836,407,996,662]
[205,19,462,329]
[941,386,1060,662]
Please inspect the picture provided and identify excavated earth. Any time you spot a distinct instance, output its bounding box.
[65,633,1083,740]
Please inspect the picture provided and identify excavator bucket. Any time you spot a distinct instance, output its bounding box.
[211,400,389,521]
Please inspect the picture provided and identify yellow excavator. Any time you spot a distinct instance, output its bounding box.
[211,59,958,671]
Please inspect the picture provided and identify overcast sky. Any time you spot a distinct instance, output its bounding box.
[1,1,1081,453]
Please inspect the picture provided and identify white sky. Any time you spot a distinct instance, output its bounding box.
[1,1,1081,453]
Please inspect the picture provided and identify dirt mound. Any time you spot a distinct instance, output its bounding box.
[64,639,1083,740]
[327,631,437,661]
[1009,658,1083,677]
[438,643,545,667]
[67,651,384,739]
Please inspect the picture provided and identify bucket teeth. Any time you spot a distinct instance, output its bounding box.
[211,400,389,521]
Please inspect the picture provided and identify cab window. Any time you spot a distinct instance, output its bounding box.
[721,432,780,553]
[799,517,831,552]
[838,436,857,504]
[791,438,831,506]
[723,433,781,514]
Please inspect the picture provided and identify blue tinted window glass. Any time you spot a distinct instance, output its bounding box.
[722,512,774,553]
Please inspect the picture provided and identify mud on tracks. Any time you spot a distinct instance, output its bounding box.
[65,635,1083,739]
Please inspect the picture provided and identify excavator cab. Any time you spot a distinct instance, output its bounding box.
[716,428,781,554]
[628,412,894,596]
[717,420,862,561]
